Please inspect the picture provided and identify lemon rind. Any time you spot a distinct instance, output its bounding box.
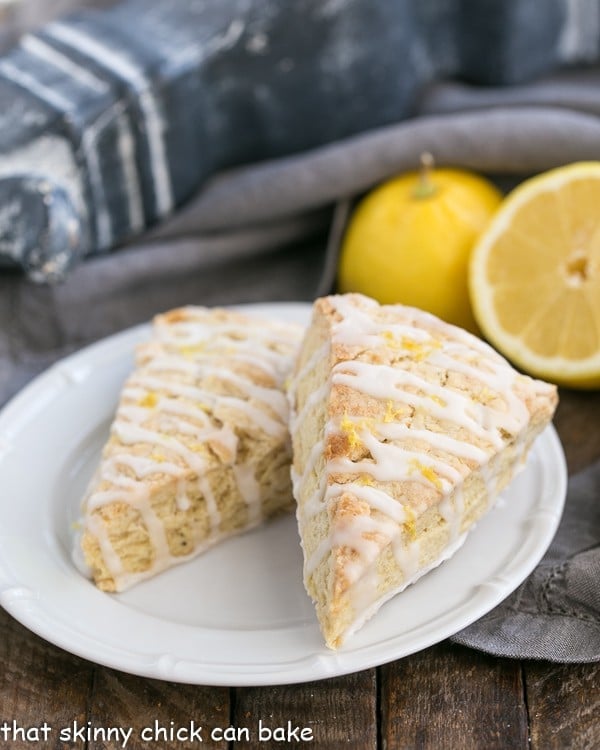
[469,162,600,388]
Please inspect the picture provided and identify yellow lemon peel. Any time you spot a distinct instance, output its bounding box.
[383,400,403,423]
[409,459,443,491]
[470,161,600,388]
[339,165,502,331]
[403,506,417,540]
[357,474,375,486]
[138,392,158,408]
[340,415,374,449]
[426,393,447,407]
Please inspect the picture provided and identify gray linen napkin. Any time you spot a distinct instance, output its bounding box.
[2,70,600,663]
[5,77,600,404]
[452,460,600,663]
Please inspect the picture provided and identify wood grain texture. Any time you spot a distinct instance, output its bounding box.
[0,361,598,750]
[0,608,93,748]
[380,642,528,750]
[553,389,600,475]
[232,670,377,749]
[86,668,229,749]
[525,661,600,750]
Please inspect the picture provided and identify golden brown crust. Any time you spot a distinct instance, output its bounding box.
[80,305,302,591]
[289,293,558,649]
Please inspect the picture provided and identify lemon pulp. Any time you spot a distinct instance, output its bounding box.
[470,162,600,388]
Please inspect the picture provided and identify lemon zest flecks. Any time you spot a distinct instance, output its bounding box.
[402,336,442,361]
[340,414,363,449]
[476,386,496,405]
[138,392,158,408]
[409,458,443,491]
[384,400,404,423]
[340,415,375,449]
[382,331,442,361]
[381,330,399,347]
[357,473,375,486]
[403,506,416,540]
[427,393,447,407]
[149,452,166,463]
[179,343,206,359]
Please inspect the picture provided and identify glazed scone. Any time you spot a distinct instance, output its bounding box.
[78,306,303,592]
[288,293,558,649]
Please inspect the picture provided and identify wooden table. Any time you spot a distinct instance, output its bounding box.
[1,390,599,749]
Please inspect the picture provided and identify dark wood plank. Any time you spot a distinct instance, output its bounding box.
[523,390,600,747]
[553,389,600,475]
[0,350,597,750]
[0,608,93,748]
[232,669,377,749]
[380,642,529,750]
[87,667,229,749]
[525,661,600,750]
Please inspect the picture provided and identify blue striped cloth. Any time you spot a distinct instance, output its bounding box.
[1,0,600,281]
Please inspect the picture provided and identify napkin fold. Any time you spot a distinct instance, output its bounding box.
[452,459,600,663]
[1,68,600,663]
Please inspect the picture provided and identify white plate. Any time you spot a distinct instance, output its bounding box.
[0,302,566,686]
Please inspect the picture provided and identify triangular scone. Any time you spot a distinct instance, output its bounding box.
[78,306,303,591]
[288,294,558,649]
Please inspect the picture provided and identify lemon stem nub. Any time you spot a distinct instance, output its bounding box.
[413,152,438,199]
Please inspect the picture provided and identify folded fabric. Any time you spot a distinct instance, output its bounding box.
[452,459,600,663]
[1,69,600,663]
[5,69,600,406]
[1,0,599,280]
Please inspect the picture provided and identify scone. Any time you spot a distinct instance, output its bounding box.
[288,293,558,649]
[78,306,303,591]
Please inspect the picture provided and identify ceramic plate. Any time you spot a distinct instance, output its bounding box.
[0,302,567,685]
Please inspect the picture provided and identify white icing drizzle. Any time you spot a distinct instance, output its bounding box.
[332,513,398,586]
[124,374,286,438]
[103,453,184,480]
[112,422,207,475]
[345,531,468,643]
[79,308,301,591]
[300,472,327,522]
[198,476,221,532]
[176,478,191,511]
[439,485,464,543]
[304,481,407,577]
[289,382,329,433]
[287,342,329,402]
[325,482,407,524]
[289,294,546,644]
[391,535,421,581]
[86,513,124,577]
[302,439,325,485]
[304,536,331,576]
[233,464,262,525]
[373,422,489,463]
[331,361,508,446]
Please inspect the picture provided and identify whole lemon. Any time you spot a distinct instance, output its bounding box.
[338,156,502,332]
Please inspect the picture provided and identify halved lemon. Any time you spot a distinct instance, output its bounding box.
[470,162,600,388]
